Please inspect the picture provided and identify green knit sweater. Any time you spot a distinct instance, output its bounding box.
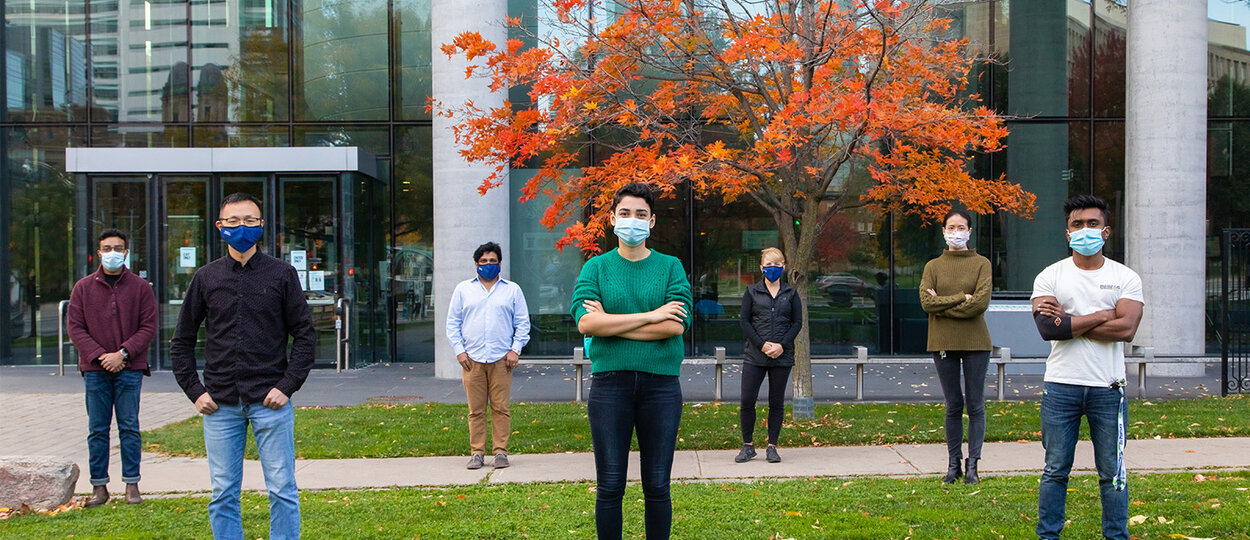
[571,249,693,375]
[918,249,992,352]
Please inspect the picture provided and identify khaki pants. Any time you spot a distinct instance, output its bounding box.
[462,359,513,455]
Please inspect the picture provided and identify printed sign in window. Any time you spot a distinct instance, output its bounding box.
[179,247,196,268]
[291,250,307,270]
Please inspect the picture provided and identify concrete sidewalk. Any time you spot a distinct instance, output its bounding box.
[72,436,1250,496]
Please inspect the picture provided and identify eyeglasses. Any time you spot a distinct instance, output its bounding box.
[99,245,126,253]
[219,217,262,227]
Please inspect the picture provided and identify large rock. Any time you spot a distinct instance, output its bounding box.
[0,456,80,511]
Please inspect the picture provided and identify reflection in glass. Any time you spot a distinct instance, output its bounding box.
[294,0,389,121]
[4,126,82,364]
[393,128,434,362]
[192,0,291,122]
[1001,121,1085,291]
[509,169,584,356]
[4,1,90,122]
[92,124,189,147]
[1003,0,1086,117]
[89,1,190,123]
[1090,3,1127,117]
[395,0,432,120]
[279,176,338,365]
[159,177,209,370]
[1092,122,1125,259]
[294,125,389,156]
[194,125,290,147]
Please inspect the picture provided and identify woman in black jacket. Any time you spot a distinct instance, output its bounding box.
[735,247,803,463]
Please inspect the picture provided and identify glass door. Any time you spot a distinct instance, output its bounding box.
[158,176,211,370]
[85,177,154,364]
[277,176,339,366]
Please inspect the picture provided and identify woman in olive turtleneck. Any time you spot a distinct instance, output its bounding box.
[919,209,992,485]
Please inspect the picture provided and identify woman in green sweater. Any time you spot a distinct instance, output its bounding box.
[571,182,693,540]
[919,209,992,485]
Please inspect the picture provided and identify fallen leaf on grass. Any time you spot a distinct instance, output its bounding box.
[785,511,802,516]
[1129,515,1148,526]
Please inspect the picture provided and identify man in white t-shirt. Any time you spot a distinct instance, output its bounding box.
[1030,194,1144,540]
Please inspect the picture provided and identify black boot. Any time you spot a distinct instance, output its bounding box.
[942,456,963,483]
[964,458,980,485]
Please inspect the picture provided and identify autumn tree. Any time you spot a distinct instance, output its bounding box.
[437,0,1035,417]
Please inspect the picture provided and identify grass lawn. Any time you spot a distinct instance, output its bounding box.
[141,396,1250,460]
[2,471,1247,539]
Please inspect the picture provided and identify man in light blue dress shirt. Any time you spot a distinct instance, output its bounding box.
[446,242,531,470]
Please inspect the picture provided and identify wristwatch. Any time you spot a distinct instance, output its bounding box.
[120,347,130,361]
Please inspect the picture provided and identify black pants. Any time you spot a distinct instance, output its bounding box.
[739,363,792,446]
[934,350,990,461]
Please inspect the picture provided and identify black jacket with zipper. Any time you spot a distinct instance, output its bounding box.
[739,281,803,367]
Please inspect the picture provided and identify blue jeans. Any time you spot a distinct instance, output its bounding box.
[84,370,144,486]
[203,400,299,540]
[588,371,682,540]
[933,351,989,461]
[1037,382,1129,540]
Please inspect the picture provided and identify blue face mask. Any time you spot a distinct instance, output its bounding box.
[220,225,264,253]
[1068,227,1106,256]
[613,217,651,247]
[476,263,501,281]
[100,251,126,272]
[762,265,784,283]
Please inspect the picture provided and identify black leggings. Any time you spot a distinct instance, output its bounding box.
[934,350,990,460]
[739,363,792,446]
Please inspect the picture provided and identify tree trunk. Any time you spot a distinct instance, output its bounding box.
[782,198,821,420]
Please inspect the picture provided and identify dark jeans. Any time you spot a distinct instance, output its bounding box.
[933,350,989,461]
[84,370,143,486]
[739,363,792,446]
[588,371,682,540]
[1037,382,1129,540]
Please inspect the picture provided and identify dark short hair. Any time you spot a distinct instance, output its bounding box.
[1063,194,1109,224]
[98,228,127,249]
[219,192,263,215]
[612,182,655,212]
[473,242,502,263]
[943,209,972,228]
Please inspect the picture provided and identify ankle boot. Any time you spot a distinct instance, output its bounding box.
[125,483,143,504]
[85,485,109,507]
[964,458,980,485]
[942,456,963,483]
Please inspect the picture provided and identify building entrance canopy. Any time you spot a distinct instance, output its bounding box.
[63,147,389,371]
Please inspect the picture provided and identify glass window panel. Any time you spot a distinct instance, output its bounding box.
[508,168,584,357]
[92,124,189,147]
[395,0,431,121]
[2,126,85,364]
[91,1,191,123]
[294,0,389,121]
[4,1,90,122]
[294,125,388,155]
[998,121,1087,291]
[393,127,433,362]
[1002,0,1088,117]
[1091,121,1125,259]
[1091,3,1127,117]
[691,195,775,357]
[193,125,289,147]
[191,0,291,122]
[1209,1,1250,118]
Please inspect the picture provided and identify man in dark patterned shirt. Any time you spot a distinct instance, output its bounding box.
[171,192,315,540]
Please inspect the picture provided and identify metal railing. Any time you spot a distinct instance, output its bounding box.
[56,300,71,376]
[520,345,1217,402]
[335,298,351,372]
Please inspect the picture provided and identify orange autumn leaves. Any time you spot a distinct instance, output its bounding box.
[434,0,1034,252]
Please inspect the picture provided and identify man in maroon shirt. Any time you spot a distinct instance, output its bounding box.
[67,228,157,507]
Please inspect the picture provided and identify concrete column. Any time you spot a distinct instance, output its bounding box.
[432,0,510,379]
[1125,1,1207,375]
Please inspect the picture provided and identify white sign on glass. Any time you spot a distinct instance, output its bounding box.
[297,271,308,291]
[291,250,307,270]
[308,270,326,291]
[179,247,196,268]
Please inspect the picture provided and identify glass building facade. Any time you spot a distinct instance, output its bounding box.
[2,1,1248,367]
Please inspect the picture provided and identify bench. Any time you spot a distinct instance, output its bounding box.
[519,346,1218,402]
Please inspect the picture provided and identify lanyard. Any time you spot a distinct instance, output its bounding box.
[1114,385,1127,491]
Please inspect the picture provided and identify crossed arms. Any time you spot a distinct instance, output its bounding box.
[1031,296,1144,342]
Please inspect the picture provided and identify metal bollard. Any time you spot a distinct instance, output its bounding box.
[57,300,70,376]
[853,346,868,400]
[714,346,726,401]
[997,347,1011,401]
[574,347,585,403]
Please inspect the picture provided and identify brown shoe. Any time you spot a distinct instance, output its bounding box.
[84,485,109,507]
[125,483,143,505]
